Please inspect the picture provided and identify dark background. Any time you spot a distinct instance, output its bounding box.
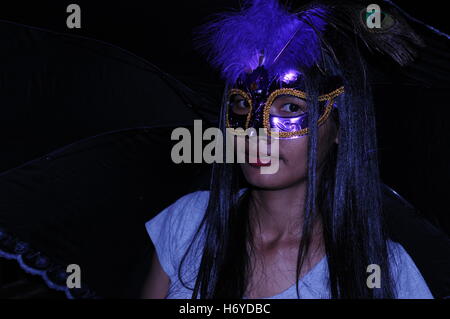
[0,0,448,299]
[0,0,448,86]
[0,0,448,229]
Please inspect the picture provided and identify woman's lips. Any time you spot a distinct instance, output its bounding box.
[247,157,272,167]
[241,149,281,167]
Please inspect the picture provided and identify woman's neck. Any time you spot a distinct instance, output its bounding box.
[248,181,309,242]
[247,180,325,275]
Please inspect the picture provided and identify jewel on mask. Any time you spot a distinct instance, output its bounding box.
[281,70,299,84]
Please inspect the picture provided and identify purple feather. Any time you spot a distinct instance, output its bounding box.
[194,0,328,84]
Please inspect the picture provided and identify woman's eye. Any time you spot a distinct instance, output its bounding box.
[235,100,247,109]
[280,103,301,113]
[229,95,250,115]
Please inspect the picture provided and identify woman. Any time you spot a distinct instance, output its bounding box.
[142,0,433,298]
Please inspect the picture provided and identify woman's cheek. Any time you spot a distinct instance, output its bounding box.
[241,137,310,189]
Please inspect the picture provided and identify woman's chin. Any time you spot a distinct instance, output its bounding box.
[240,163,292,190]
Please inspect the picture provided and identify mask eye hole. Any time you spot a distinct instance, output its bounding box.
[270,95,307,117]
[228,94,251,116]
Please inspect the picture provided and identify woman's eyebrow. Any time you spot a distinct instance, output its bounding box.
[279,96,307,105]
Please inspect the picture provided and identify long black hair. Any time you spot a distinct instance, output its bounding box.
[177,0,425,299]
[178,65,395,299]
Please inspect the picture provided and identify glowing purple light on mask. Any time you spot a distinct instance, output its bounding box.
[281,70,299,83]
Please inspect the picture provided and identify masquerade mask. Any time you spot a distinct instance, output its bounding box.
[226,65,344,139]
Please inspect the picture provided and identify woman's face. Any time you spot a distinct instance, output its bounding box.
[240,95,338,190]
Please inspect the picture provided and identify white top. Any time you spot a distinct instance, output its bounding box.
[145,191,434,299]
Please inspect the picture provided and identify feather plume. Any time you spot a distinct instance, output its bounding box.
[193,0,425,83]
[193,0,328,83]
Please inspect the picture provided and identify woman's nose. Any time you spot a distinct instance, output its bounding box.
[246,126,272,145]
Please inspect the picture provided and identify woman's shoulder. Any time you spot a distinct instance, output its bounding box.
[386,240,434,299]
[145,190,210,239]
[144,191,210,278]
[147,189,246,230]
[155,190,210,216]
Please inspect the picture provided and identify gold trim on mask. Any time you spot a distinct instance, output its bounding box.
[263,87,344,138]
[226,86,345,138]
[226,88,253,130]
